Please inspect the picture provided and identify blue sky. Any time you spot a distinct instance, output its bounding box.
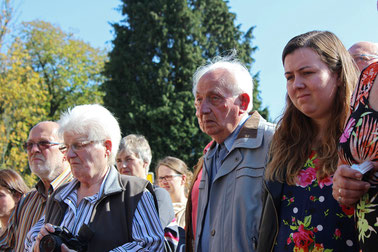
[14,0,378,121]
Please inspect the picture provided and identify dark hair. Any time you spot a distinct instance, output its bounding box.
[265,31,359,184]
[0,169,29,197]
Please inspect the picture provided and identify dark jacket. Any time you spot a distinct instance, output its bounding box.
[44,166,158,252]
[257,179,284,252]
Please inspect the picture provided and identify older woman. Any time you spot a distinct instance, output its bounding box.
[116,134,179,251]
[257,31,360,251]
[156,156,192,228]
[0,169,29,235]
[25,104,164,252]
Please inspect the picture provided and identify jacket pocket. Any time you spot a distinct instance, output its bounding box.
[236,167,264,178]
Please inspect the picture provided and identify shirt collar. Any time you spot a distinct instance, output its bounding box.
[35,166,73,197]
[223,113,250,152]
[59,167,111,202]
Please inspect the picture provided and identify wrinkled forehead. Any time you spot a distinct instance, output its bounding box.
[117,149,139,159]
[197,68,236,95]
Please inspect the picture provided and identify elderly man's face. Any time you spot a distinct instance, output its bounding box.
[63,132,110,184]
[27,122,66,182]
[349,43,378,71]
[195,69,244,144]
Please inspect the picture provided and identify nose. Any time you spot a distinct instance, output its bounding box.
[292,76,305,89]
[29,143,41,154]
[197,99,211,115]
[66,147,77,159]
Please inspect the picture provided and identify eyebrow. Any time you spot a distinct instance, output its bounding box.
[284,65,313,75]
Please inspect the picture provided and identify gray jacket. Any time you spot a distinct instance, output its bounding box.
[194,112,275,252]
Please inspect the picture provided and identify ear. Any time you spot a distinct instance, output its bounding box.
[104,140,112,157]
[239,93,250,113]
[181,174,186,185]
[14,193,22,204]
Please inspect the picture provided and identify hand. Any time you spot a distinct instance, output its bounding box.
[61,243,77,252]
[33,223,55,252]
[332,164,370,206]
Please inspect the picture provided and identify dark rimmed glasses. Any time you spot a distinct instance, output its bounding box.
[157,174,182,182]
[23,141,63,152]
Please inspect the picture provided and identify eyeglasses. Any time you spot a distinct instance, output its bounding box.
[59,140,104,154]
[353,54,378,62]
[23,141,63,152]
[158,174,182,182]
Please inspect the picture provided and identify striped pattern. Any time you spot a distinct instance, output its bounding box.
[25,174,164,251]
[0,167,72,252]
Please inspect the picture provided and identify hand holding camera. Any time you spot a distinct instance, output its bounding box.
[37,224,87,252]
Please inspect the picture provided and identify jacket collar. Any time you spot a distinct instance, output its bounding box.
[53,166,122,202]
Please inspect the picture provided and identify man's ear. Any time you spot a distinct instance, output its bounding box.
[239,93,250,113]
[104,140,112,157]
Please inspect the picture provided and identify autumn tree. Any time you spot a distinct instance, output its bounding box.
[0,20,107,185]
[19,21,106,119]
[103,0,269,169]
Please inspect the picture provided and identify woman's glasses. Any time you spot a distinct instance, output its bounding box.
[158,174,182,182]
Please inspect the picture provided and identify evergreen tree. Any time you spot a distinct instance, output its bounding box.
[103,0,269,169]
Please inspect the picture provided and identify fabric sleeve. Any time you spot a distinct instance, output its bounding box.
[23,215,45,252]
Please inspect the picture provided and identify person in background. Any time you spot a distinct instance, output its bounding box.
[0,169,29,238]
[0,121,72,252]
[258,31,360,251]
[333,56,378,250]
[156,156,193,228]
[25,104,164,252]
[348,41,378,71]
[116,134,179,251]
[192,52,275,251]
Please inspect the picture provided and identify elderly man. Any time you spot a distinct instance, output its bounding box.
[348,41,378,71]
[0,121,72,251]
[192,55,275,251]
[25,104,164,252]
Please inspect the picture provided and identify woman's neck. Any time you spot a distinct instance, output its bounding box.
[0,216,10,234]
[170,191,187,204]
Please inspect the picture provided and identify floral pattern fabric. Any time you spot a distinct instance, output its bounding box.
[274,152,358,252]
[339,62,378,251]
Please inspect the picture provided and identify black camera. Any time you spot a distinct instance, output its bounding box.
[39,226,88,252]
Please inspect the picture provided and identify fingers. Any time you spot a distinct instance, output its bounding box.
[61,243,76,252]
[333,165,370,206]
[34,224,55,252]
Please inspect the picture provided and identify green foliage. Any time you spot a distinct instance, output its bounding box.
[0,20,106,185]
[19,21,106,119]
[103,0,269,169]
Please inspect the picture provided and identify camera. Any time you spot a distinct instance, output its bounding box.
[39,225,88,252]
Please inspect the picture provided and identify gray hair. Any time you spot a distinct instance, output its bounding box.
[58,104,121,166]
[118,134,152,174]
[192,51,254,112]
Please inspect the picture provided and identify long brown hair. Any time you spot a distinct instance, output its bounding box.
[0,169,29,198]
[265,31,359,184]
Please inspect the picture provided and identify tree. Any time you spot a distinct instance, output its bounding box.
[103,0,269,169]
[20,21,106,119]
[0,21,107,185]
[0,0,14,49]
[0,39,46,185]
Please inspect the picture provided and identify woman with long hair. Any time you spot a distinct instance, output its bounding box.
[257,31,360,251]
[156,156,192,228]
[0,169,29,235]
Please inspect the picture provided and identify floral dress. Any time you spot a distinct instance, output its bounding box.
[339,62,378,251]
[274,152,359,252]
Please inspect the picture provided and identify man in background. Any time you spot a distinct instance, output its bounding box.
[0,121,72,251]
[349,41,378,71]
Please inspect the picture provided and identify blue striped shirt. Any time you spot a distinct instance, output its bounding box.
[25,169,164,251]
